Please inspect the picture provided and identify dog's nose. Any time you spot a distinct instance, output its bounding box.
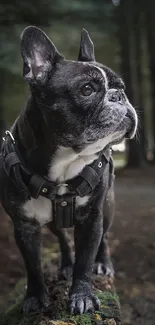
[108,89,125,102]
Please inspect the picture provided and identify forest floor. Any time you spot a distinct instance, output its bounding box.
[0,167,155,325]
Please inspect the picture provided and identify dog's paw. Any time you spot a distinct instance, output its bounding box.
[94,261,114,278]
[59,265,73,281]
[69,293,100,314]
[93,262,114,290]
[23,294,51,313]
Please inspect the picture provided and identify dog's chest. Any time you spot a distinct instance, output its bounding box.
[49,147,98,190]
[22,146,98,225]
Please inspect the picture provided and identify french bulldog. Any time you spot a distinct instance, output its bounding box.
[0,26,137,314]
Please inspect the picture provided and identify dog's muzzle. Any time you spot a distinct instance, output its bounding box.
[107,89,138,139]
[125,107,138,139]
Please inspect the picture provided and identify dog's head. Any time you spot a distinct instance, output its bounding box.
[21,26,137,154]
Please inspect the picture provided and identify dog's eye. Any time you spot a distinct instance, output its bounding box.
[81,84,93,96]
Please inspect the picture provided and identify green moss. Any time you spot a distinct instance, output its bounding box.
[0,262,121,325]
[1,286,121,325]
[97,291,120,305]
[55,290,120,325]
[0,278,26,313]
[59,311,93,325]
[1,301,42,325]
[96,290,120,320]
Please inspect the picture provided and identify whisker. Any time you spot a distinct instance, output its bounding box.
[135,131,140,143]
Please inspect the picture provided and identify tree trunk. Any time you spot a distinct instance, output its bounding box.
[0,69,6,146]
[133,0,146,161]
[117,0,146,168]
[145,0,155,162]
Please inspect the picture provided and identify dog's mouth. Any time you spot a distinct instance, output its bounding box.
[84,107,137,152]
[111,110,137,145]
[87,109,136,139]
[78,104,138,156]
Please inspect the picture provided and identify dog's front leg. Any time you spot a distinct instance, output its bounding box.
[94,184,115,278]
[69,202,103,314]
[14,217,50,313]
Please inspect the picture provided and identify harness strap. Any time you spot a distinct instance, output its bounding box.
[13,164,31,199]
[76,166,100,197]
[1,131,114,204]
[28,174,58,199]
[3,152,21,177]
[68,154,108,197]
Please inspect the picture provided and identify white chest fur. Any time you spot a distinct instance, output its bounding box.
[22,134,116,225]
[49,146,98,186]
[22,147,97,225]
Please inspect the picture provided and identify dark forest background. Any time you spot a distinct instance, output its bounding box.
[1,0,155,169]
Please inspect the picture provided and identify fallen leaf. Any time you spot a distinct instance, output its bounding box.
[94,313,102,321]
[103,318,116,325]
[49,321,75,325]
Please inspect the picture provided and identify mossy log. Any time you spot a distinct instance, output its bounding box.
[0,245,122,325]
[0,276,121,325]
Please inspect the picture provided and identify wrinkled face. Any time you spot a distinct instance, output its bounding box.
[47,60,137,151]
[21,27,137,152]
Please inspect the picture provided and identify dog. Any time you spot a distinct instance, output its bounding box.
[0,26,137,314]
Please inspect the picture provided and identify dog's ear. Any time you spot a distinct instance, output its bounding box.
[78,29,95,62]
[21,26,63,85]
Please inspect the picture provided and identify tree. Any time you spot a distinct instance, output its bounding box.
[145,0,155,163]
[116,0,146,167]
[0,0,55,141]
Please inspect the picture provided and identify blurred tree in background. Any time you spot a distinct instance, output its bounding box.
[115,0,155,166]
[116,0,147,167]
[0,0,57,140]
[145,0,155,163]
[1,0,155,167]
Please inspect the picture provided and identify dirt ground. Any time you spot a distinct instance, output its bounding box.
[0,167,155,325]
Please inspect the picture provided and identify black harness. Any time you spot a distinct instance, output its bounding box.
[1,130,114,228]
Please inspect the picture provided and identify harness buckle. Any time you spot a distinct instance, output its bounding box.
[57,183,68,188]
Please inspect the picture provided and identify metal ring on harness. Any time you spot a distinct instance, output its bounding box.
[2,130,15,144]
